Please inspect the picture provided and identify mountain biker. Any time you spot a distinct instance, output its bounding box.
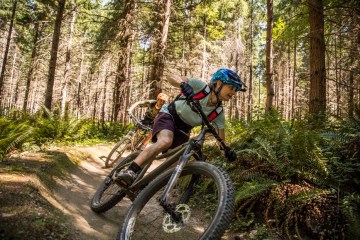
[139,92,169,126]
[116,68,244,187]
[137,93,169,149]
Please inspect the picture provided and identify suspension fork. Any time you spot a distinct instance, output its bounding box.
[158,140,194,209]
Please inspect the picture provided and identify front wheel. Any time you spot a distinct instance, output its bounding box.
[105,136,132,168]
[119,161,235,240]
[91,151,140,213]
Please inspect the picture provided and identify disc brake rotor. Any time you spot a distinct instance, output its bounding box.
[162,204,191,233]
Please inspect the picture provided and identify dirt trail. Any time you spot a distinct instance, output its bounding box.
[47,146,242,240]
[50,145,133,240]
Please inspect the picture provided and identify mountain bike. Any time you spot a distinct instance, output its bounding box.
[104,103,152,168]
[91,99,235,239]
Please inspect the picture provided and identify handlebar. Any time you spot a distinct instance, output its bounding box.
[129,113,152,131]
[188,99,231,152]
[127,101,153,131]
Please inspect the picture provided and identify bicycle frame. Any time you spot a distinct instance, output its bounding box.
[124,122,215,209]
[123,142,187,200]
[125,126,148,151]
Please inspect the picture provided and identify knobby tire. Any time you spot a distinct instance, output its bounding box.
[91,151,140,213]
[119,161,235,240]
[105,137,132,168]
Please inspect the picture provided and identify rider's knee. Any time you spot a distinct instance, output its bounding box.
[156,137,173,150]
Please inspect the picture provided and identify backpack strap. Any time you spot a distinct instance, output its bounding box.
[175,84,223,122]
[178,84,211,100]
[208,104,223,122]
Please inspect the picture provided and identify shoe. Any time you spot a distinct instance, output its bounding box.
[115,169,137,187]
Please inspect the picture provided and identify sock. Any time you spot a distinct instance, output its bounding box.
[128,162,141,174]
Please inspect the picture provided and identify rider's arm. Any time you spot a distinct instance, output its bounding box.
[165,73,188,87]
[217,129,225,142]
[216,128,227,149]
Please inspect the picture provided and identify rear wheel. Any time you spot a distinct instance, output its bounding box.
[105,137,132,168]
[119,161,235,240]
[91,151,140,213]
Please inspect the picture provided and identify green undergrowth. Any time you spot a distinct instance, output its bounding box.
[204,110,360,240]
[0,107,131,159]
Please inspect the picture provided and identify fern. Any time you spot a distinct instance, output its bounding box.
[342,194,360,238]
[0,118,33,159]
[225,112,356,239]
[32,107,92,144]
[234,179,277,204]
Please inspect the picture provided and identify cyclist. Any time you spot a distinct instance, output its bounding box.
[116,68,244,187]
[137,93,169,149]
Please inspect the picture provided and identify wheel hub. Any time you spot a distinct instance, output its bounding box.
[162,204,191,233]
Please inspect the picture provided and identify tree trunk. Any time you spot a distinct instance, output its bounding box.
[7,46,17,110]
[201,15,206,82]
[348,15,357,118]
[247,0,254,121]
[308,0,326,121]
[0,0,17,108]
[23,22,40,112]
[101,59,110,124]
[44,0,66,111]
[61,4,77,116]
[291,39,297,120]
[336,16,342,117]
[149,0,172,99]
[265,0,275,113]
[77,47,84,118]
[113,0,137,122]
[334,21,339,116]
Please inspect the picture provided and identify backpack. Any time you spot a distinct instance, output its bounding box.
[176,84,223,122]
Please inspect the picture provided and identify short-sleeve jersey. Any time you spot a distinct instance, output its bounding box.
[161,78,225,130]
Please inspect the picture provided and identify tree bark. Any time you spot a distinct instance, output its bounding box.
[7,46,17,110]
[265,0,275,113]
[0,0,17,108]
[23,22,40,112]
[291,39,297,120]
[61,4,77,116]
[247,0,254,121]
[76,47,84,118]
[201,14,206,82]
[149,0,172,99]
[307,0,326,121]
[113,0,137,122]
[348,14,357,118]
[287,43,291,119]
[44,0,66,111]
[101,58,110,124]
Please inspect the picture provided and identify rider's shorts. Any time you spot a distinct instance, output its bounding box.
[152,112,190,149]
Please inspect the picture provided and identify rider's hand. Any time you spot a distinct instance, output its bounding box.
[225,148,237,162]
[180,82,194,99]
[141,116,153,126]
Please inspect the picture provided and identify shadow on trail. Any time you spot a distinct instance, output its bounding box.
[50,146,132,240]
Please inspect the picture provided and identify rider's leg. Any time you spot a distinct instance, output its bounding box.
[134,129,173,167]
[115,129,173,186]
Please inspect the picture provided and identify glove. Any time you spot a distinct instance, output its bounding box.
[225,148,237,162]
[180,82,194,99]
[141,116,153,126]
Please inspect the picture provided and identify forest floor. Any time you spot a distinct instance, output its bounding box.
[0,144,270,240]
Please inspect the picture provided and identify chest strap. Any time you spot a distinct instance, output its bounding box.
[175,84,223,122]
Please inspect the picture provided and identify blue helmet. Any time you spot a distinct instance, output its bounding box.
[210,68,243,92]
